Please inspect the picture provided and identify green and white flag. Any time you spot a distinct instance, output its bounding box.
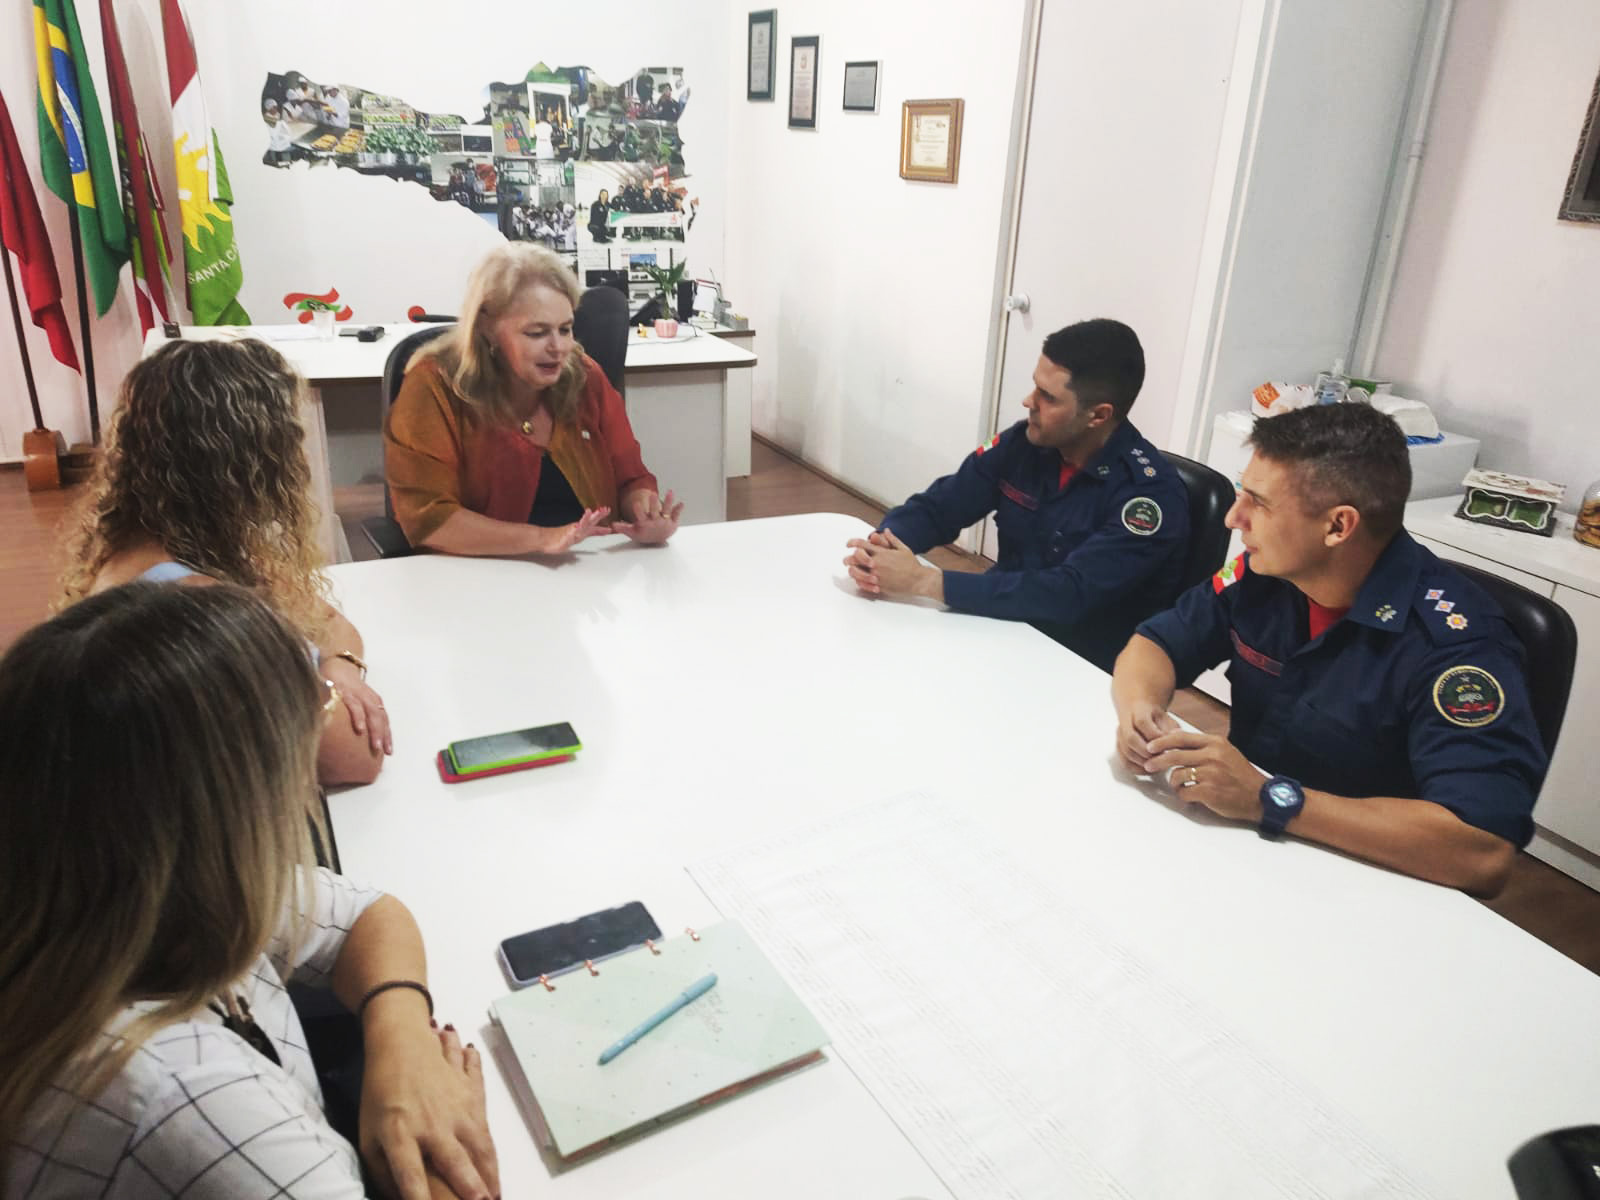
[160,0,247,324]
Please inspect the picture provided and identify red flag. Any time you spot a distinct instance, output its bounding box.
[100,0,171,336]
[0,89,78,371]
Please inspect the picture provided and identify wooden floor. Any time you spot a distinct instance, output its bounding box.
[5,439,1599,974]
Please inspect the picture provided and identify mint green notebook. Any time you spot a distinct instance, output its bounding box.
[491,920,829,1165]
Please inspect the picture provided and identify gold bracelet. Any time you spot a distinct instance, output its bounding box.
[334,650,368,678]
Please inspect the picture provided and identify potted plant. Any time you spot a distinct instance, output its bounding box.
[641,260,688,322]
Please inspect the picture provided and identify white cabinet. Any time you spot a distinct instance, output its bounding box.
[1407,497,1600,889]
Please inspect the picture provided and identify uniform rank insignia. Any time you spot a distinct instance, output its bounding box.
[1432,665,1503,727]
[976,432,1001,455]
[1446,613,1469,630]
[1143,466,1157,477]
[1212,553,1245,592]
[1121,497,1163,535]
[1425,589,1444,601]
[1375,604,1397,622]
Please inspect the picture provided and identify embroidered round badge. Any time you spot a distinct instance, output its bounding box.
[1432,665,1505,728]
[1121,497,1163,536]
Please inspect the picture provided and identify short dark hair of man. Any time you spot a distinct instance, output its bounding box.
[1247,402,1412,541]
[1041,319,1146,420]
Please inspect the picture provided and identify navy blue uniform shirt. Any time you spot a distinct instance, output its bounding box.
[882,418,1189,671]
[1137,531,1547,846]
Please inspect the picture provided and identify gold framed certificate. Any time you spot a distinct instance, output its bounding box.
[900,99,963,184]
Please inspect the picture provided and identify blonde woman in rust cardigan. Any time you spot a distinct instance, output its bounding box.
[386,244,683,555]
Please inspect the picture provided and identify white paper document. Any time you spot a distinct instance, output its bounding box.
[690,794,1437,1200]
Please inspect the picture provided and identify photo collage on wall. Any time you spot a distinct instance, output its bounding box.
[261,64,697,315]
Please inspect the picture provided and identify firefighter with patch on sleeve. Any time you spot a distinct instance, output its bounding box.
[844,319,1189,672]
[1113,403,1547,897]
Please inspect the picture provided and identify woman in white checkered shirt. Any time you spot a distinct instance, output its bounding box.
[0,584,498,1198]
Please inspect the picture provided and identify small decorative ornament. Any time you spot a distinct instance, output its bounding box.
[1425,589,1444,601]
[521,420,533,435]
[1455,468,1566,538]
[1434,600,1454,613]
[1375,604,1397,622]
[1097,465,1110,476]
[1143,466,1157,477]
[1446,613,1469,630]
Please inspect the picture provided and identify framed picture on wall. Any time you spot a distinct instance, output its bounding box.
[1559,67,1600,223]
[842,61,879,113]
[747,10,777,102]
[789,36,819,129]
[899,98,964,184]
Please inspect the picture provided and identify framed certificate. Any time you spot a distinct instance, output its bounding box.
[842,61,879,113]
[747,10,776,102]
[899,98,964,184]
[789,35,819,129]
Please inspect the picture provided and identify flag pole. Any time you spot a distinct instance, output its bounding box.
[0,236,44,429]
[2,234,66,490]
[65,205,100,443]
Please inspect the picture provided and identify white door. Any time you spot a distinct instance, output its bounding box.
[980,0,1246,557]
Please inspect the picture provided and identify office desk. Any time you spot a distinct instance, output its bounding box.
[325,514,1600,1199]
[142,325,756,560]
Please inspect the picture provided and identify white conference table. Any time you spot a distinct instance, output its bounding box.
[324,513,1600,1199]
[141,323,757,562]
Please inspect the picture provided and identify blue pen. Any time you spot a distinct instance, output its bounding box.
[597,972,718,1065]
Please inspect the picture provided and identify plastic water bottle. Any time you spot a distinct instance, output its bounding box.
[1314,358,1349,405]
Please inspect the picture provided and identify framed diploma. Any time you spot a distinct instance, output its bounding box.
[748,10,776,102]
[789,35,819,129]
[842,61,879,113]
[900,99,964,184]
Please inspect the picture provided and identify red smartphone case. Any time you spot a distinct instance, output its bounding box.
[435,749,575,784]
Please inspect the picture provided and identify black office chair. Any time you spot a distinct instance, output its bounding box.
[1448,562,1578,757]
[1161,450,1236,593]
[573,283,629,398]
[360,324,452,559]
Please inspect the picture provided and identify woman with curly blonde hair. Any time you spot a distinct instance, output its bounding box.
[385,242,682,555]
[59,338,391,785]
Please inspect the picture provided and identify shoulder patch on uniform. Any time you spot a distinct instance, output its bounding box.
[1212,552,1245,593]
[1432,665,1504,728]
[1121,497,1163,536]
[975,432,1002,456]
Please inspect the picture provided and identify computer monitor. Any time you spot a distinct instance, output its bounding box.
[584,269,629,297]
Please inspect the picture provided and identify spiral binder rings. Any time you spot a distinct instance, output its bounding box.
[491,920,829,1166]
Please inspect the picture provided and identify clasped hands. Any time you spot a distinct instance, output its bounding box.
[360,1010,498,1200]
[1117,700,1265,822]
[843,529,942,600]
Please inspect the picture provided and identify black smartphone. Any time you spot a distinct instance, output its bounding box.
[446,722,581,774]
[498,901,662,987]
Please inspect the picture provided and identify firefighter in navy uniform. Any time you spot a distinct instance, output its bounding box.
[844,319,1189,672]
[1113,403,1547,897]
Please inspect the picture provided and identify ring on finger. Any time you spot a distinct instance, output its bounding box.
[1180,766,1200,788]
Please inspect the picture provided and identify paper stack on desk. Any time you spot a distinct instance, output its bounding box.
[491,920,828,1166]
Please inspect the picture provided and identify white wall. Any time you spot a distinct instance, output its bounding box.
[1376,0,1600,504]
[1,0,729,459]
[723,0,1030,508]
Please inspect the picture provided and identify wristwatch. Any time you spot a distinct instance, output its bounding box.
[1258,775,1305,840]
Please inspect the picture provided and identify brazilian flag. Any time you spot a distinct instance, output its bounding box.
[35,0,128,316]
